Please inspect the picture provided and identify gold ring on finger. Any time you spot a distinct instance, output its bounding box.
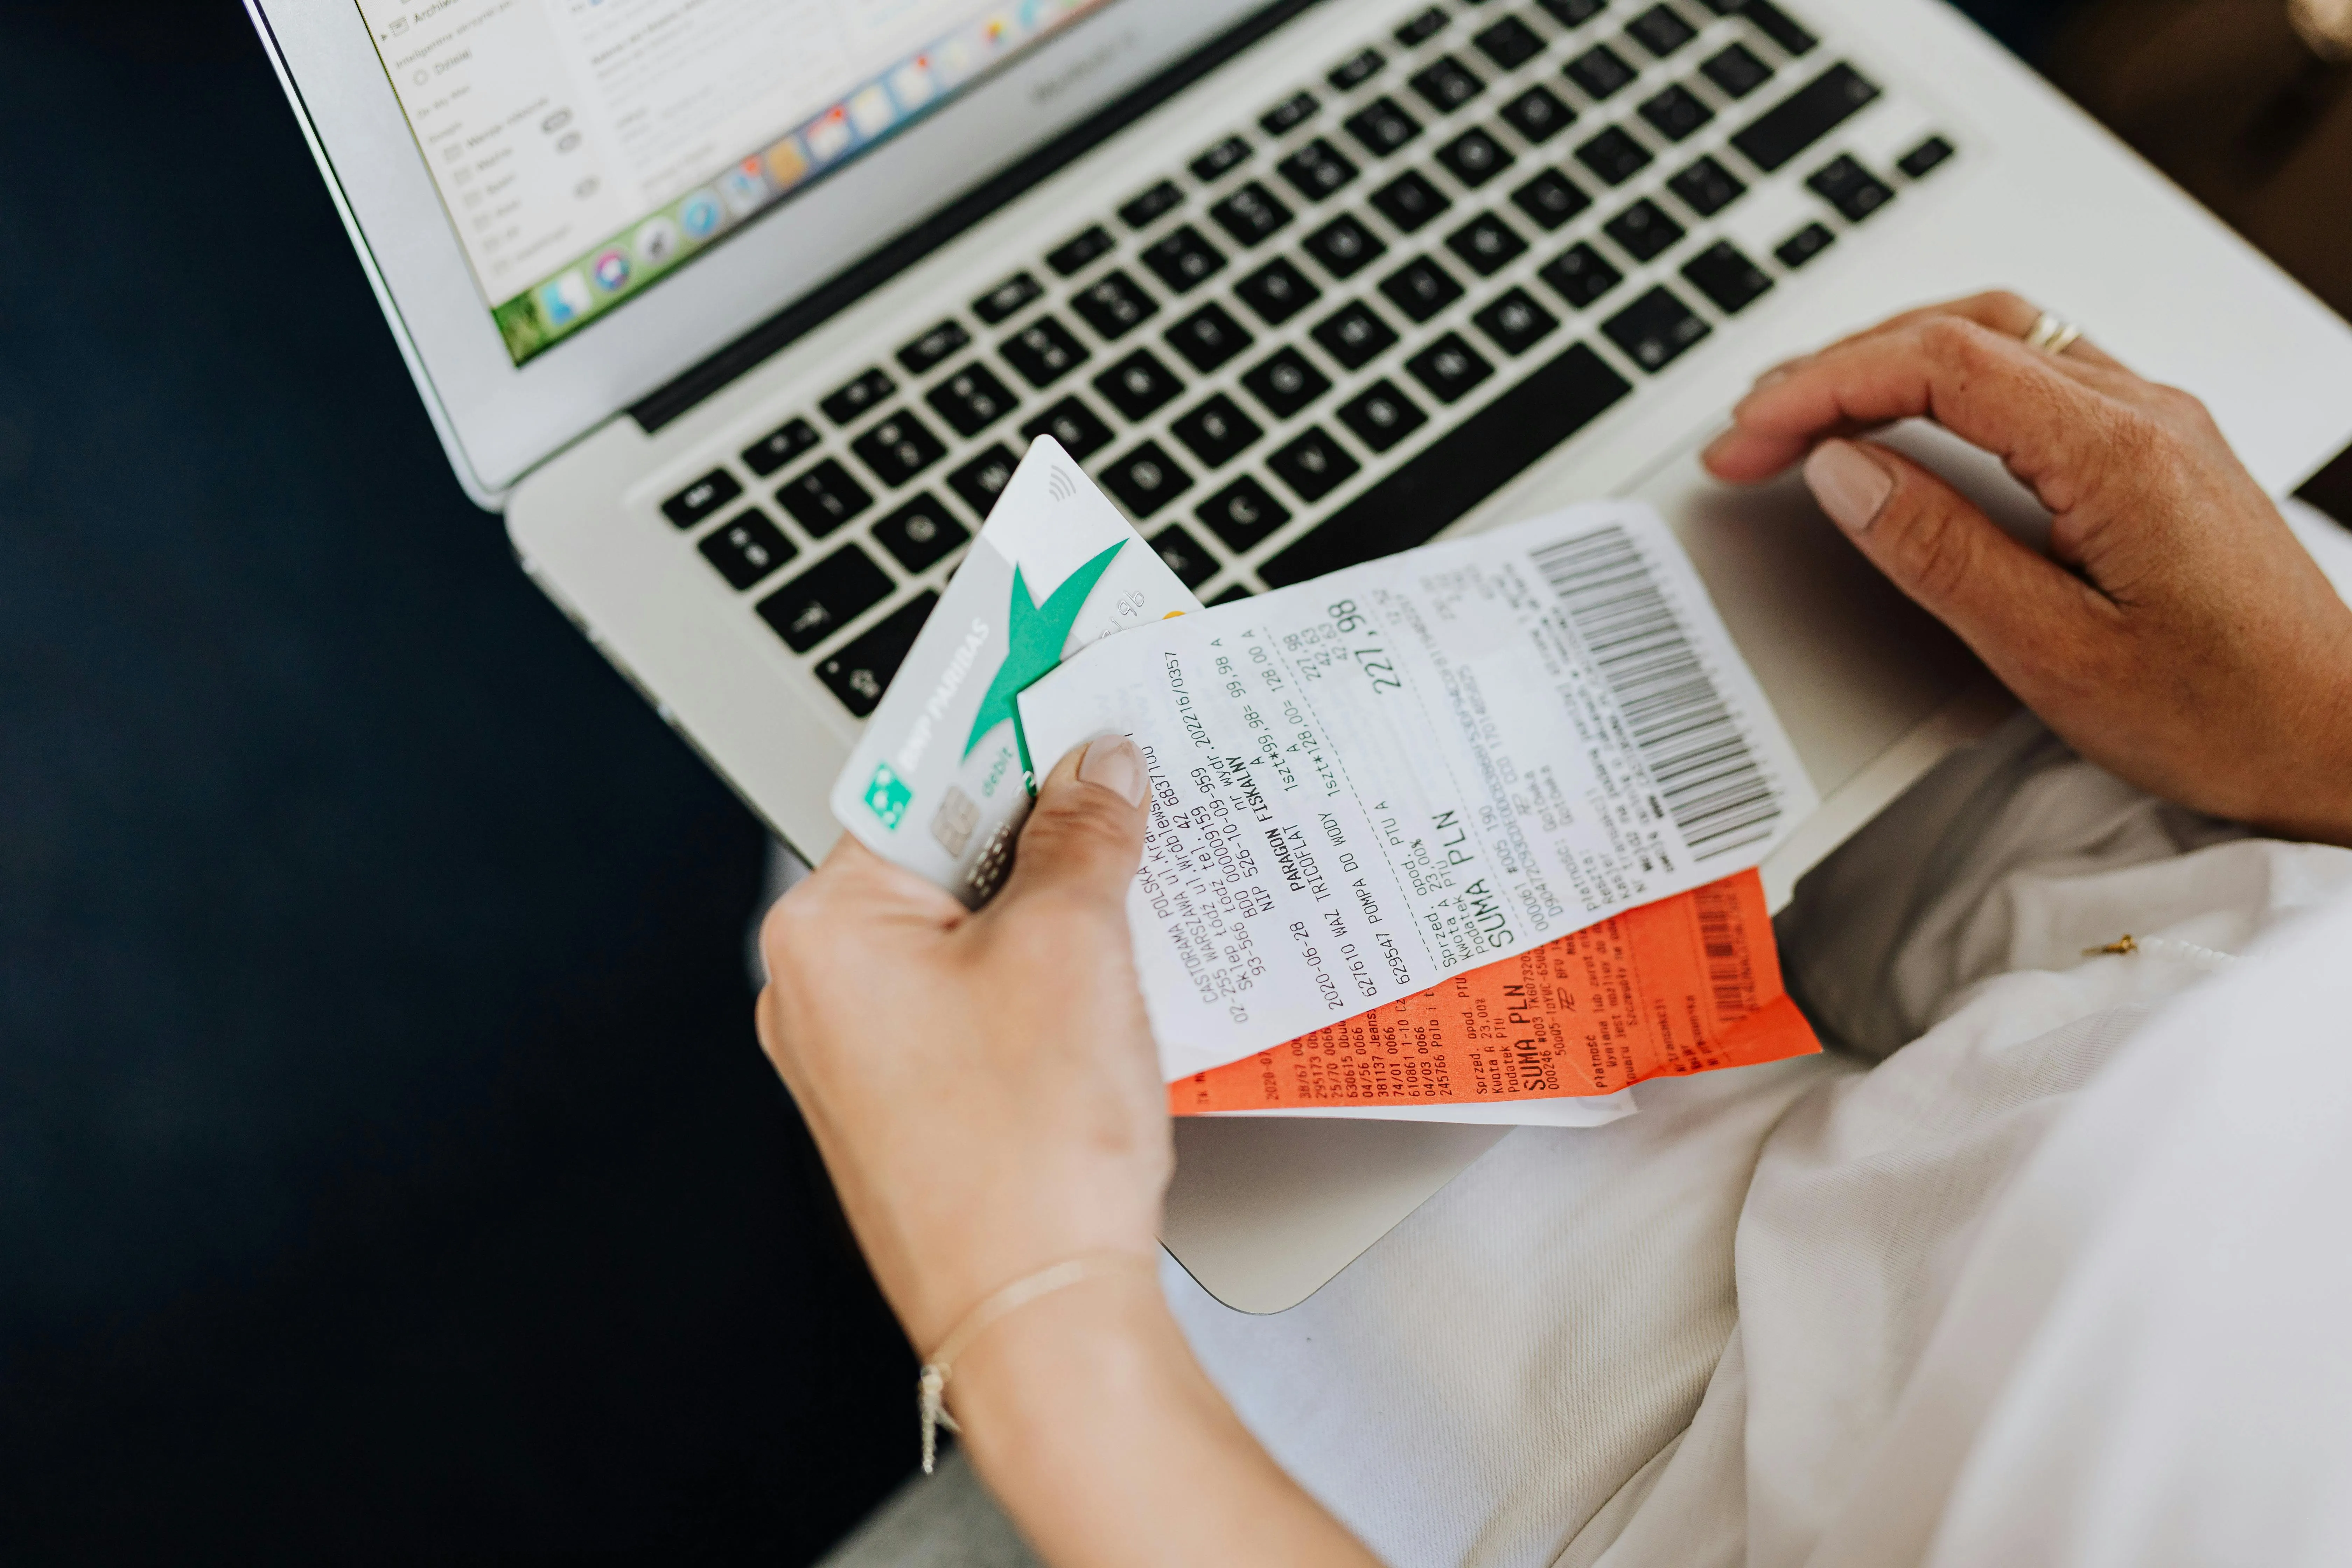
[2024,311,2084,357]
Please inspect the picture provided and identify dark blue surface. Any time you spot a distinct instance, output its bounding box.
[0,5,910,1559]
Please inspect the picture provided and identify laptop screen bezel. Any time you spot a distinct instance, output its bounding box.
[247,0,1289,504]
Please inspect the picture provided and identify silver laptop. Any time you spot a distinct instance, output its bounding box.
[250,0,2352,1314]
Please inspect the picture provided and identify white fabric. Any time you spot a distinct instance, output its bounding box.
[1163,706,2352,1568]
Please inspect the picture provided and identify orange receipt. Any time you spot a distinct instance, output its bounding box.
[1170,869,1818,1115]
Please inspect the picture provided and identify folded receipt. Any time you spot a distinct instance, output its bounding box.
[1018,502,1820,1083]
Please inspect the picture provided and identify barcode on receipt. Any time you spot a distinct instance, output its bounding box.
[1532,525,1781,861]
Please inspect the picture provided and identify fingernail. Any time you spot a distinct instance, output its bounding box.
[1079,733,1147,806]
[1754,362,1799,390]
[1804,441,1895,534]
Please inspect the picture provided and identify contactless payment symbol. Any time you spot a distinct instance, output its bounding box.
[591,248,630,293]
[863,761,913,830]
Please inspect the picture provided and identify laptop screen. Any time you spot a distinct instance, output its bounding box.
[358,0,1115,367]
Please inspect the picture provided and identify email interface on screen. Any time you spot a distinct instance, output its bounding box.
[359,0,1111,365]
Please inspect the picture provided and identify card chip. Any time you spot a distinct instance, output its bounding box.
[930,786,980,857]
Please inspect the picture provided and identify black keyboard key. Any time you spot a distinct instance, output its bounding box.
[1538,0,1608,24]
[1000,316,1091,387]
[1197,475,1293,551]
[1701,41,1772,97]
[926,361,1017,437]
[1639,83,1713,141]
[1269,427,1363,503]
[1093,348,1185,421]
[1345,96,1423,156]
[1022,395,1116,462]
[1603,284,1710,370]
[1737,0,1816,57]
[1512,167,1592,229]
[972,271,1043,324]
[1303,214,1388,278]
[1731,63,1880,173]
[777,457,873,537]
[1541,240,1624,307]
[1370,169,1452,231]
[664,469,743,529]
[1210,584,1255,605]
[1626,3,1697,55]
[1436,127,1514,186]
[1054,225,1115,277]
[1149,523,1220,589]
[1240,346,1333,421]
[1775,221,1834,268]
[698,508,797,590]
[1211,181,1297,246]
[1410,56,1486,113]
[871,493,970,573]
[1277,140,1359,202]
[1170,393,1264,468]
[1447,212,1528,275]
[1898,134,1955,179]
[1234,257,1322,324]
[1191,136,1252,182]
[897,320,971,375]
[1566,43,1636,98]
[1668,154,1746,217]
[1395,7,1449,46]
[1576,125,1653,184]
[1380,255,1465,322]
[814,592,933,717]
[1474,15,1547,69]
[1604,197,1685,261]
[1330,48,1386,91]
[1165,302,1255,371]
[1119,181,1185,229]
[1337,379,1429,453]
[1261,343,1631,584]
[851,408,948,487]
[1808,153,1895,220]
[1407,331,1495,402]
[1261,91,1319,136]
[1311,300,1400,369]
[1141,225,1230,293]
[1681,240,1773,313]
[756,545,891,652]
[741,418,821,478]
[821,367,895,426]
[1071,270,1161,342]
[1101,441,1194,518]
[1501,85,1577,143]
[1474,286,1560,355]
[946,443,1019,520]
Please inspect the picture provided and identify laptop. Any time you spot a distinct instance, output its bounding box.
[248,0,2352,1314]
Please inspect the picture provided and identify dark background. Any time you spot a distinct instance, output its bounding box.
[0,0,2332,1561]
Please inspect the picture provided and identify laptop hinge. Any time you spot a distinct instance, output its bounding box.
[628,0,1324,434]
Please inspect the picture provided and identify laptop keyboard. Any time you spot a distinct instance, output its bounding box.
[658,0,1957,719]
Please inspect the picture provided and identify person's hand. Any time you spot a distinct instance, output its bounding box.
[1703,291,2352,847]
[756,733,1166,1352]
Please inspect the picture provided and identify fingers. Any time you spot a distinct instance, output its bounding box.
[1702,315,2120,507]
[1803,438,2107,671]
[990,735,1150,920]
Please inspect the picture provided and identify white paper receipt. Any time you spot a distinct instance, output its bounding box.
[1018,502,1820,1080]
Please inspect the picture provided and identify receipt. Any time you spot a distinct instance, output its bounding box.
[1018,502,1819,1080]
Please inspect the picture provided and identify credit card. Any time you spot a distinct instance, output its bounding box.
[828,435,1203,907]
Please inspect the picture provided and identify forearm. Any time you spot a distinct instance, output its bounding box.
[948,1273,1380,1568]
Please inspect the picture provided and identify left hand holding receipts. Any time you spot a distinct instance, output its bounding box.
[760,734,1379,1568]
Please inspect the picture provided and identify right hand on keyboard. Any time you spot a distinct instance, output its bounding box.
[1702,290,2352,848]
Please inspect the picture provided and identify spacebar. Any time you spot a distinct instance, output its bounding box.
[1259,342,1633,587]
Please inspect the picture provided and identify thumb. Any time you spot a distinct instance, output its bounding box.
[992,734,1150,916]
[1804,438,2098,667]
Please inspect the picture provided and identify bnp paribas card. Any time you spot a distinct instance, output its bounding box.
[828,435,1202,907]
